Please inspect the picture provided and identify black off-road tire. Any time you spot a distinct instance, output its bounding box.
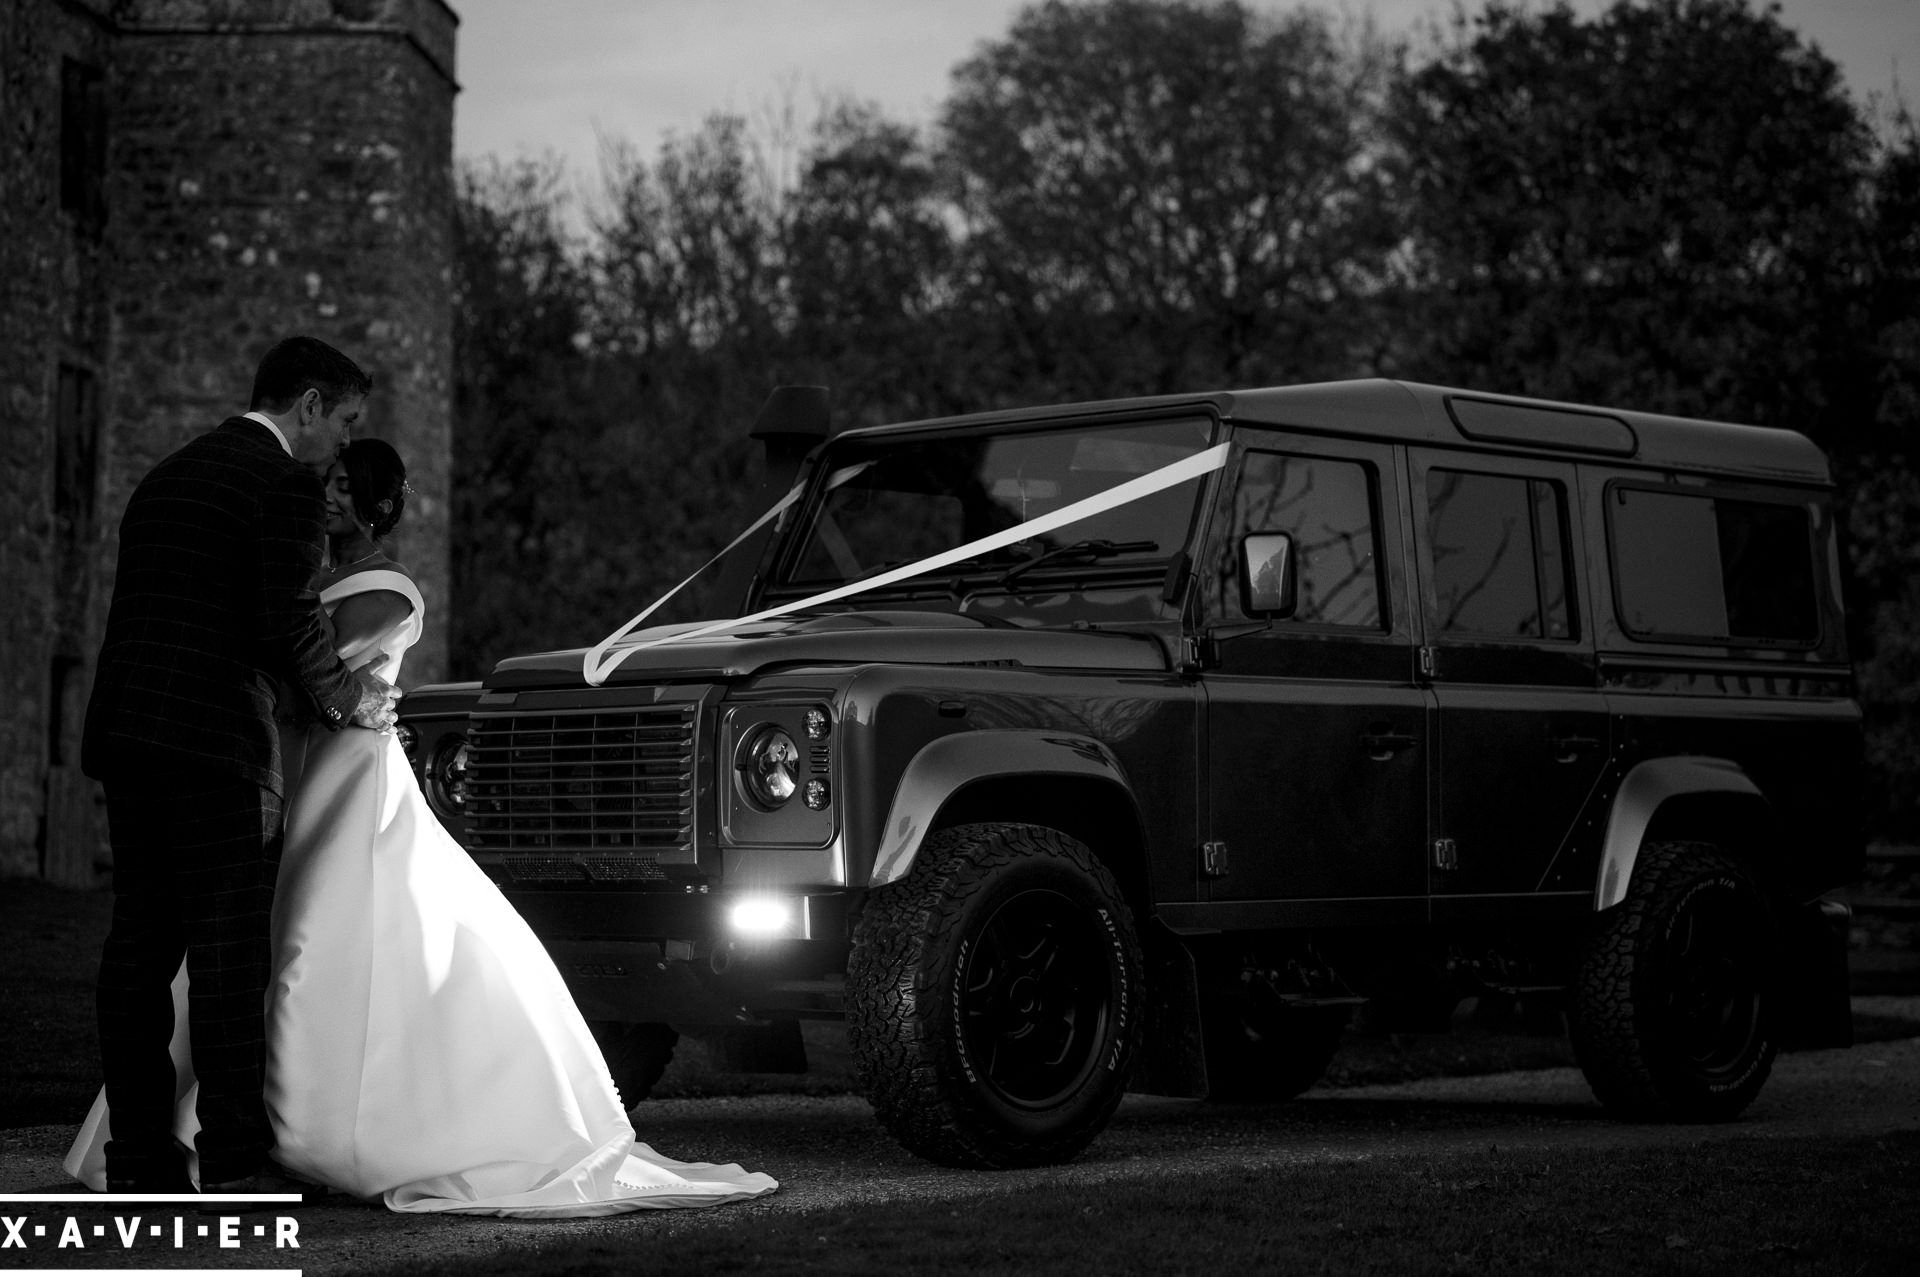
[1569,841,1778,1121]
[1202,1003,1348,1102]
[589,1020,680,1108]
[847,822,1145,1168]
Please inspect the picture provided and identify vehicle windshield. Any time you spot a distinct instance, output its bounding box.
[771,417,1215,594]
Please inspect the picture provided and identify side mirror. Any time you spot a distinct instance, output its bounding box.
[1238,531,1297,619]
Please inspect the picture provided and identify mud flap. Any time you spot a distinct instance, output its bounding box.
[1776,896,1853,1050]
[1128,922,1208,1098]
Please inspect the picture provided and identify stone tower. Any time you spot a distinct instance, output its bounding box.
[0,0,459,882]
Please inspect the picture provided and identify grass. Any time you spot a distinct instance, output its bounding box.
[346,1131,1920,1277]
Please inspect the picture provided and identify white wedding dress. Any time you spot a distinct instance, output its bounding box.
[67,568,777,1217]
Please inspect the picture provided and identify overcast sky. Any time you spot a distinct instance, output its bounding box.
[451,0,1917,183]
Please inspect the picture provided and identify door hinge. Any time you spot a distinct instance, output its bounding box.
[1432,837,1458,871]
[1418,645,1438,679]
[1201,840,1230,878]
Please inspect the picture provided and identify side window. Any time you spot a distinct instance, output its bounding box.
[1425,469,1572,640]
[1213,451,1382,627]
[1609,487,1817,644]
[61,58,107,234]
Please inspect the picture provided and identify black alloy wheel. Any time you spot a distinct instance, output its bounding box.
[1665,883,1768,1077]
[956,882,1114,1107]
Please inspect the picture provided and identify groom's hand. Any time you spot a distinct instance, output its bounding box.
[348,661,400,731]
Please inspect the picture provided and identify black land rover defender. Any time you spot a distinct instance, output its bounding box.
[399,379,1861,1169]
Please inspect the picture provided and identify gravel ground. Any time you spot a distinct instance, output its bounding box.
[3,998,1915,1275]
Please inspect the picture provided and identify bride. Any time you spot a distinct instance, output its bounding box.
[67,440,777,1217]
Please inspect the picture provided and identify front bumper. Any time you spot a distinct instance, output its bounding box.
[508,888,853,1024]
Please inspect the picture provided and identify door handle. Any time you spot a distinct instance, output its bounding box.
[1550,734,1601,764]
[1361,729,1417,761]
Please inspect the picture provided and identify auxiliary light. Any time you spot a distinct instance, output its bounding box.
[727,897,809,940]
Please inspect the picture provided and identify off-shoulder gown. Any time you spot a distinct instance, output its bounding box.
[67,567,777,1217]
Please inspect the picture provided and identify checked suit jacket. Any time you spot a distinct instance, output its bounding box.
[83,416,364,796]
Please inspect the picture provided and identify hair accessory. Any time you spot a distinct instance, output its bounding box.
[400,479,416,497]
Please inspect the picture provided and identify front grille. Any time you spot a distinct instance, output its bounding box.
[465,705,696,858]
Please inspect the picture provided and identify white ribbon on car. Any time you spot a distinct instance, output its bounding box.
[582,463,867,686]
[583,442,1232,686]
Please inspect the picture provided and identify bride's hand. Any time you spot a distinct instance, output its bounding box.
[348,663,399,731]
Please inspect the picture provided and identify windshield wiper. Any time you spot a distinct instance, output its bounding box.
[846,545,1024,586]
[993,538,1159,589]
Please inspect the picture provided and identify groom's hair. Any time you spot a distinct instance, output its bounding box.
[249,336,372,414]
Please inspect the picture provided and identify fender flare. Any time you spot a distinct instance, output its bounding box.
[869,730,1136,886]
[1594,756,1765,910]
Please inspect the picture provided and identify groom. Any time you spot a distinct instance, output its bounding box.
[83,336,400,1196]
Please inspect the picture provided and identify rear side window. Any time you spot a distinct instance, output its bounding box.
[1216,451,1382,627]
[1426,470,1572,640]
[1608,486,1818,644]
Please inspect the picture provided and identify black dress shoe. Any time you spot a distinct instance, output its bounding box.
[105,1151,195,1195]
[105,1168,196,1194]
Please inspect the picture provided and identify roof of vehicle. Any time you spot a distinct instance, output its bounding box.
[838,378,1832,485]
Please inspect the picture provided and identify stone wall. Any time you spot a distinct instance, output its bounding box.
[0,0,118,882]
[109,0,458,681]
[0,0,457,880]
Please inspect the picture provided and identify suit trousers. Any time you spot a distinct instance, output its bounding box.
[97,770,284,1186]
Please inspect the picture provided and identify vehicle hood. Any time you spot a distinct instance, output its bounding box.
[485,610,1169,689]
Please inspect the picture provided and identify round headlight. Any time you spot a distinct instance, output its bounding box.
[739,725,800,808]
[432,737,471,810]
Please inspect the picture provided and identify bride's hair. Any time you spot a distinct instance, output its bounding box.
[338,438,408,540]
